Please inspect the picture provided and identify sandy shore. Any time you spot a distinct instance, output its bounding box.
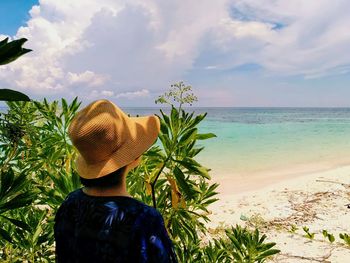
[207,165,350,262]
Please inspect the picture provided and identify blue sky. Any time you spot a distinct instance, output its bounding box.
[0,0,38,35]
[0,0,350,107]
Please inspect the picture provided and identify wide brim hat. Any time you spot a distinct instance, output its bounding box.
[68,99,160,179]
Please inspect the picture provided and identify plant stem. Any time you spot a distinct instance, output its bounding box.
[150,158,169,208]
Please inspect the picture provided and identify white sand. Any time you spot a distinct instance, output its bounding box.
[207,165,350,262]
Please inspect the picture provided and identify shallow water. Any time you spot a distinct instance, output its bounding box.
[124,107,350,179]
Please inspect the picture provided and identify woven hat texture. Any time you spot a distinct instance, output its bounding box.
[68,99,160,179]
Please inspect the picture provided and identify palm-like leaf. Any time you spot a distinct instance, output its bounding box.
[225,225,280,263]
[0,37,32,66]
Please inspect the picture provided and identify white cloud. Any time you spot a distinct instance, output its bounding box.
[67,71,109,87]
[224,0,350,77]
[88,88,149,100]
[0,0,350,103]
[101,90,114,96]
[115,89,150,99]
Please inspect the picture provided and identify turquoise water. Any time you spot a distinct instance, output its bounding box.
[3,105,350,179]
[124,107,350,178]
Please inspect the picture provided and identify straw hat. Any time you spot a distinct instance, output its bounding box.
[68,99,160,179]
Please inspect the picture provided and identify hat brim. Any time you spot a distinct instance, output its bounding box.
[76,115,160,179]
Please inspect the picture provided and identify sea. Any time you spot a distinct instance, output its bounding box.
[124,107,350,180]
[3,106,350,181]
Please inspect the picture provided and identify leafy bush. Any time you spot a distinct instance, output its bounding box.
[0,83,280,262]
[174,225,280,263]
[223,225,280,263]
[129,82,219,258]
[0,99,81,261]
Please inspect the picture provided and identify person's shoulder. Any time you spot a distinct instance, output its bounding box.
[56,189,82,213]
[55,189,81,222]
[133,200,163,223]
[62,188,83,203]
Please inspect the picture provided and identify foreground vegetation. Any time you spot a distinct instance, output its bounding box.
[0,83,280,262]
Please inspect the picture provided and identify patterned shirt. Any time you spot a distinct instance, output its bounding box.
[54,188,178,263]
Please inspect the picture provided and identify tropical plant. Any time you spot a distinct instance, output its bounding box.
[0,168,35,243]
[129,82,219,259]
[0,99,81,261]
[339,233,350,247]
[223,225,280,263]
[0,101,39,245]
[0,84,280,262]
[0,37,31,101]
[1,208,55,262]
[166,224,280,263]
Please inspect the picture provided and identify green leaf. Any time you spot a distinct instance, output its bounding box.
[173,166,195,199]
[188,113,206,129]
[32,224,43,244]
[0,168,15,199]
[0,89,30,101]
[0,192,33,210]
[175,159,211,179]
[1,215,31,232]
[196,133,217,140]
[179,128,197,145]
[159,117,169,136]
[0,227,12,243]
[322,230,328,238]
[0,38,32,65]
[0,37,9,48]
[170,106,179,134]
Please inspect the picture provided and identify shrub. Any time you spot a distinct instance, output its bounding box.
[0,83,280,262]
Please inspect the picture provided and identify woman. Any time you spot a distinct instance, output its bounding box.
[54,99,178,262]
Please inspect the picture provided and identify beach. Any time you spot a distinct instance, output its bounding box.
[126,107,350,261]
[207,165,350,262]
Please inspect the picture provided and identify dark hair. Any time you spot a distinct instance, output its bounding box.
[79,166,127,188]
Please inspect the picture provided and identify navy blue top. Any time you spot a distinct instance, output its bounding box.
[54,188,178,263]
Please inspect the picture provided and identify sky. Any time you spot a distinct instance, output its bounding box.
[0,0,350,107]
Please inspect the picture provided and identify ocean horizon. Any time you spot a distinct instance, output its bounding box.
[2,106,350,181]
[123,107,350,181]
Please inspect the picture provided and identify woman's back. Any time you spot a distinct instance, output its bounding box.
[54,189,177,263]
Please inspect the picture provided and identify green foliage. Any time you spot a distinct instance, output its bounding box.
[339,233,350,247]
[224,225,280,263]
[1,208,55,262]
[302,226,315,240]
[128,82,219,259]
[0,84,280,262]
[288,224,298,234]
[0,37,32,66]
[322,230,335,243]
[181,238,232,263]
[0,168,35,243]
[299,227,350,247]
[0,37,31,102]
[172,225,280,263]
[0,89,30,102]
[0,99,81,261]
